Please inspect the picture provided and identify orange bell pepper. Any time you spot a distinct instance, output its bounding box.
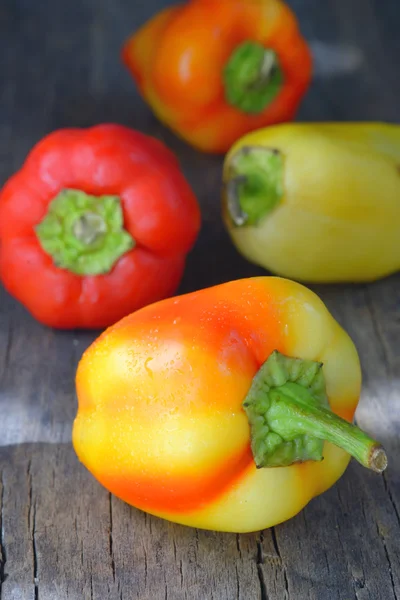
[73,277,386,533]
[122,0,312,153]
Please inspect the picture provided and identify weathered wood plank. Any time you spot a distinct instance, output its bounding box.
[1,438,399,599]
[0,446,36,600]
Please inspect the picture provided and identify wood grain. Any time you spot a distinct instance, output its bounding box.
[0,0,399,598]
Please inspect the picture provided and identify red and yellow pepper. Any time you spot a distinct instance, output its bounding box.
[0,124,200,329]
[122,0,312,153]
[73,277,386,533]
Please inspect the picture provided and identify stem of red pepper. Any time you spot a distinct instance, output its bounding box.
[35,189,135,276]
[72,212,107,245]
[223,42,284,114]
[243,351,387,473]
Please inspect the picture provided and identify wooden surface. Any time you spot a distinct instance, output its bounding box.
[1,0,399,598]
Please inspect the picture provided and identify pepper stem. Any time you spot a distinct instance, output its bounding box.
[225,146,284,227]
[223,42,283,114]
[35,189,135,276]
[243,351,387,472]
[270,383,387,472]
[72,212,107,245]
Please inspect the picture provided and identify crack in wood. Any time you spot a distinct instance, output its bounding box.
[3,324,13,373]
[0,470,7,590]
[235,563,240,599]
[271,527,289,597]
[179,559,183,588]
[172,537,177,562]
[236,533,242,559]
[256,532,268,600]
[382,472,400,528]
[108,493,116,582]
[270,528,280,558]
[376,522,398,600]
[257,531,264,564]
[117,579,123,600]
[27,460,39,599]
[256,562,268,600]
[353,567,366,593]
[323,549,331,577]
[144,545,148,589]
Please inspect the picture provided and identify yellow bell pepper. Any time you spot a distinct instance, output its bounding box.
[222,122,400,283]
[73,277,386,533]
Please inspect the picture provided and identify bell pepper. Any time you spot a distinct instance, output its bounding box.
[0,124,200,329]
[73,277,386,533]
[223,122,400,283]
[122,0,312,154]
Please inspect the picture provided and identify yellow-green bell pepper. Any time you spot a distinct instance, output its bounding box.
[222,122,400,283]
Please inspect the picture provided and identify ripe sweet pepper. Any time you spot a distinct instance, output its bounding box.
[0,124,200,329]
[223,122,400,283]
[73,277,387,533]
[122,0,312,153]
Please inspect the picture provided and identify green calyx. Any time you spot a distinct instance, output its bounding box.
[243,351,387,473]
[35,189,135,276]
[225,146,284,227]
[223,41,283,114]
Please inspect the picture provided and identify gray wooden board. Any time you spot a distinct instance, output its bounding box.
[0,0,399,598]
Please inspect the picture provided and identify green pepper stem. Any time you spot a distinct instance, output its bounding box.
[223,42,283,114]
[72,212,107,245]
[35,189,135,276]
[225,146,284,227]
[242,350,387,472]
[270,383,387,473]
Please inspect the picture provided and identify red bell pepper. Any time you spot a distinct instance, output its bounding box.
[0,124,200,329]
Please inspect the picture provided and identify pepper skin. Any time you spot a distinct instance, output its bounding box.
[223,122,400,283]
[122,0,312,153]
[0,124,200,329]
[73,277,386,533]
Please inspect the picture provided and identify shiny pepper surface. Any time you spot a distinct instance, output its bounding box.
[73,277,386,533]
[223,122,400,283]
[122,0,312,153]
[0,125,200,329]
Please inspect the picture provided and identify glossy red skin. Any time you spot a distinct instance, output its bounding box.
[0,125,201,329]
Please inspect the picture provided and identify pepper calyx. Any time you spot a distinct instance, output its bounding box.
[35,189,135,276]
[243,350,387,472]
[223,41,283,114]
[225,146,284,227]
